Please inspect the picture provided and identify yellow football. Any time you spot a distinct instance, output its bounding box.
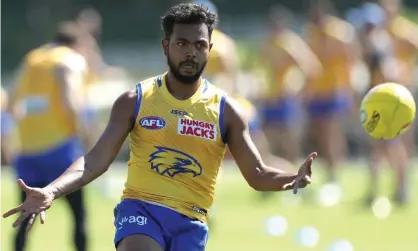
[360,83,416,140]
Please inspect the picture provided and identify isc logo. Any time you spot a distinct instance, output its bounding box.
[171,110,188,116]
[139,116,166,130]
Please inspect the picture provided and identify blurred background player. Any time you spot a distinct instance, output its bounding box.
[380,0,418,157]
[194,0,295,176]
[192,0,240,95]
[302,0,358,183]
[6,22,89,251]
[75,7,128,144]
[74,7,106,145]
[260,5,321,164]
[193,0,295,210]
[359,2,411,205]
[75,7,105,84]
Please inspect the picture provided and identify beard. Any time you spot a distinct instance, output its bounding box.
[167,53,207,85]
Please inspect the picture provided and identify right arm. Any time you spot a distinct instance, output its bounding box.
[225,97,315,191]
[45,90,137,199]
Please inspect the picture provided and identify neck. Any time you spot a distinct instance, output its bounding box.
[166,72,201,100]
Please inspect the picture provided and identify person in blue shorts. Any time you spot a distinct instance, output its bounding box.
[302,0,358,182]
[6,23,90,251]
[260,5,321,164]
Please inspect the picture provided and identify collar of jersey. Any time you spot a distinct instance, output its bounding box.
[157,72,208,108]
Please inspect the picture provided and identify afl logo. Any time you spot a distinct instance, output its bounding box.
[139,116,166,130]
[360,109,367,124]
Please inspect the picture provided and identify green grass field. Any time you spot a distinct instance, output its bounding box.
[2,161,418,251]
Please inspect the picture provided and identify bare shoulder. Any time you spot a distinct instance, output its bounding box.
[110,89,138,122]
[117,89,137,104]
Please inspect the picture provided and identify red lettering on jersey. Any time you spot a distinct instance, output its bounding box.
[199,128,207,138]
[180,118,188,125]
[185,126,194,135]
[209,130,215,139]
[177,118,217,141]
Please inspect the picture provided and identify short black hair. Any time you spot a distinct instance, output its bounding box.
[161,3,217,40]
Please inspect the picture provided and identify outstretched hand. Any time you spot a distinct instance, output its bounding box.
[2,179,54,232]
[282,152,317,194]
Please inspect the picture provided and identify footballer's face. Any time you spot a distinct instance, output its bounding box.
[162,23,212,84]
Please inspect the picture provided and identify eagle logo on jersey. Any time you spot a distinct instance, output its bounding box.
[148,146,202,178]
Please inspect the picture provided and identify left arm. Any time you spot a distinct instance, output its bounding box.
[224,97,316,191]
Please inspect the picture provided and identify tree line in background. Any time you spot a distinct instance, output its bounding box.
[2,0,418,72]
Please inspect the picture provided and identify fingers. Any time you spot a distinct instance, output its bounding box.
[26,213,38,232]
[17,179,33,193]
[293,177,302,194]
[13,211,30,228]
[306,153,317,165]
[39,211,46,224]
[283,175,312,192]
[3,205,23,218]
[282,180,295,190]
[293,175,312,194]
[308,152,318,159]
[303,175,312,184]
[303,152,317,175]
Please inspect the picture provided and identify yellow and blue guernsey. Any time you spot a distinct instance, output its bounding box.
[304,16,355,116]
[122,73,228,222]
[11,44,86,185]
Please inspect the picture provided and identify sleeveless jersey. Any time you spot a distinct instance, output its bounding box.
[12,44,87,154]
[387,16,418,86]
[263,30,306,99]
[122,73,228,222]
[304,17,354,96]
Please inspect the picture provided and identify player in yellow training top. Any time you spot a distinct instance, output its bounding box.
[380,0,418,157]
[3,4,317,251]
[360,1,413,205]
[302,0,358,182]
[261,5,321,164]
[5,23,89,251]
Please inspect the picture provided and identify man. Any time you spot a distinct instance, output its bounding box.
[3,4,317,251]
[75,8,106,143]
[75,7,105,83]
[260,5,321,164]
[380,0,418,157]
[302,0,358,182]
[359,2,411,205]
[5,22,89,251]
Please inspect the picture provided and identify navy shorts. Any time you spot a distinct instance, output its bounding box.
[306,93,352,118]
[114,199,209,251]
[13,137,84,186]
[261,97,299,125]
